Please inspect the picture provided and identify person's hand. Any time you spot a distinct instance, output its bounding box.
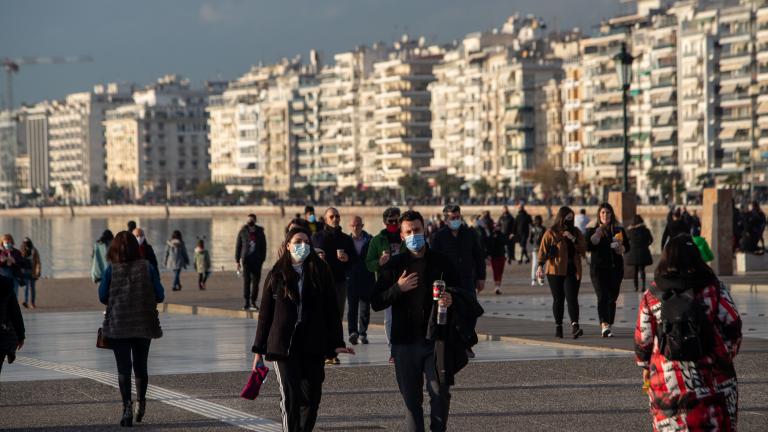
[316,249,326,260]
[397,270,419,292]
[337,251,349,262]
[236,262,241,272]
[535,266,544,281]
[379,251,390,266]
[335,346,356,355]
[642,368,650,382]
[438,292,453,308]
[252,353,263,370]
[508,234,514,241]
[563,231,575,241]
[16,340,23,351]
[475,279,485,293]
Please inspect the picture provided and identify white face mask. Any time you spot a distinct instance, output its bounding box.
[136,236,145,245]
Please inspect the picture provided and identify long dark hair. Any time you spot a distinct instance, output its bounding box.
[171,230,183,241]
[267,227,325,300]
[550,206,574,233]
[107,231,141,263]
[654,234,716,283]
[597,202,617,225]
[21,237,35,256]
[98,229,114,245]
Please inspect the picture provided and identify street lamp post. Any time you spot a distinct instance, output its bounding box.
[615,42,634,193]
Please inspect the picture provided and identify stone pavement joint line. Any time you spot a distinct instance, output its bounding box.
[14,356,282,431]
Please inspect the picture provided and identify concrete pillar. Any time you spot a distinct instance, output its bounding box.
[702,188,734,276]
[609,191,637,280]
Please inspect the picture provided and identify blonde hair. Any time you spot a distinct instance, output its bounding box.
[1,233,14,245]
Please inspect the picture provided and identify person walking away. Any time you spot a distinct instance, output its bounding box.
[98,231,164,427]
[661,208,689,251]
[312,208,354,364]
[346,216,375,345]
[516,203,533,264]
[251,227,354,431]
[473,216,491,255]
[133,228,159,274]
[626,215,653,292]
[574,209,590,236]
[689,209,702,237]
[365,207,403,364]
[0,235,26,297]
[586,203,630,337]
[303,205,325,234]
[498,206,516,263]
[235,214,267,310]
[431,204,486,358]
[529,215,545,287]
[487,223,507,295]
[127,220,137,233]
[19,238,41,309]
[371,210,463,432]
[194,239,211,290]
[0,274,25,377]
[92,230,114,284]
[742,200,767,252]
[635,234,742,431]
[164,230,189,291]
[535,207,586,339]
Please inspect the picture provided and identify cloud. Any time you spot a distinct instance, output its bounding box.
[199,2,227,24]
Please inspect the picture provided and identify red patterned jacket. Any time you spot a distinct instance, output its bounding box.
[634,276,742,432]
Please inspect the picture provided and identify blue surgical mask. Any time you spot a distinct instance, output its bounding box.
[404,234,425,252]
[308,214,317,223]
[448,220,462,231]
[290,243,310,262]
[2,243,10,249]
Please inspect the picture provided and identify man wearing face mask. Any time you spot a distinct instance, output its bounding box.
[303,205,325,234]
[431,205,486,357]
[132,227,159,274]
[235,214,267,311]
[372,210,470,432]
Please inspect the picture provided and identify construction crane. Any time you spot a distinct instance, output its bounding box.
[2,55,94,110]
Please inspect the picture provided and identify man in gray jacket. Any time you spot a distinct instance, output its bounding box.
[235,214,267,311]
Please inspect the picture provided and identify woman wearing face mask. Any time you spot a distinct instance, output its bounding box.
[0,234,25,297]
[251,227,354,432]
[536,207,587,338]
[586,203,630,337]
[19,238,41,309]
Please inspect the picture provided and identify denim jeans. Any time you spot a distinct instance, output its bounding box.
[172,269,182,289]
[24,277,36,304]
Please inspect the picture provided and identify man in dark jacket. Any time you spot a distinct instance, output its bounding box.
[498,205,516,263]
[303,205,325,234]
[346,215,375,345]
[515,203,533,264]
[371,210,460,432]
[312,208,355,321]
[133,227,159,277]
[235,214,267,311]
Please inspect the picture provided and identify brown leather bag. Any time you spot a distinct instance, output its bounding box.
[96,327,110,349]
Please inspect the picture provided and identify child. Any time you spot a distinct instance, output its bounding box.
[194,239,211,290]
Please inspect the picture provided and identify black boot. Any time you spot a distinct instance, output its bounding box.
[134,378,148,422]
[555,325,563,338]
[117,374,133,427]
[572,323,583,339]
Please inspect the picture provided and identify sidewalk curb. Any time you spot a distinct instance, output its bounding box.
[160,302,632,355]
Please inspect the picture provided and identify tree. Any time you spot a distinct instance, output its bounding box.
[194,180,227,198]
[434,172,464,198]
[104,181,124,202]
[500,178,511,198]
[521,161,569,200]
[647,168,684,203]
[398,173,430,198]
[472,178,493,198]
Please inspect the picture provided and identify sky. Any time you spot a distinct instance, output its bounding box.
[1,0,626,106]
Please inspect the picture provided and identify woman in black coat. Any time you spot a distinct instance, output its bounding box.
[625,215,653,292]
[251,227,355,432]
[0,275,25,376]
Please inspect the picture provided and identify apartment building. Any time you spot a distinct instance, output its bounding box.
[20,103,52,195]
[104,75,223,198]
[0,111,16,204]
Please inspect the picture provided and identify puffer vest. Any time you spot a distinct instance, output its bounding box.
[102,260,162,340]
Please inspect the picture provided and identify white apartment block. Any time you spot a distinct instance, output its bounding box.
[0,111,17,205]
[104,75,222,198]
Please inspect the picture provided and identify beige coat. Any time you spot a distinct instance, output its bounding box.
[536,228,587,280]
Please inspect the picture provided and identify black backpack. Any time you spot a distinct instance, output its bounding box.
[657,286,713,361]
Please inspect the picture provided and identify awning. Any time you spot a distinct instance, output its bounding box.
[758,101,768,115]
[719,61,746,72]
[653,129,674,141]
[601,151,624,164]
[719,127,737,139]
[720,82,739,94]
[656,111,672,125]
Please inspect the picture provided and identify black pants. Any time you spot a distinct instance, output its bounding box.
[392,340,451,432]
[333,281,346,322]
[273,353,325,432]
[198,271,210,284]
[633,266,646,291]
[518,235,529,262]
[347,291,370,337]
[111,338,152,404]
[546,274,581,325]
[505,239,516,262]
[243,261,262,308]
[591,267,623,325]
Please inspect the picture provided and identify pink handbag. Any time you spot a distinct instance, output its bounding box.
[240,365,269,400]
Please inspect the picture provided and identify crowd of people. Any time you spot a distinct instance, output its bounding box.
[0,200,747,431]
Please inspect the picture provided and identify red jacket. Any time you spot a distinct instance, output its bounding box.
[635,277,742,431]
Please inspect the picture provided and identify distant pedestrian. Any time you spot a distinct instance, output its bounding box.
[689,209,702,237]
[741,200,767,253]
[635,234,742,431]
[303,205,325,234]
[0,234,25,297]
[536,206,586,339]
[251,227,354,431]
[626,215,653,292]
[487,222,507,295]
[516,203,532,264]
[194,239,211,290]
[19,238,41,309]
[0,274,25,377]
[498,206,516,263]
[132,228,159,274]
[346,216,375,345]
[661,208,689,251]
[587,203,630,337]
[235,214,267,310]
[91,230,114,284]
[284,217,310,234]
[99,231,164,427]
[164,230,190,291]
[127,220,137,233]
[529,215,545,287]
[365,207,403,364]
[574,208,590,235]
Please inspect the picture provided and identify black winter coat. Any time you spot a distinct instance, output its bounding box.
[371,247,461,345]
[347,232,376,299]
[516,210,533,239]
[252,257,344,360]
[586,225,630,270]
[0,276,24,355]
[431,225,486,292]
[235,224,267,266]
[312,226,355,284]
[486,231,507,258]
[625,224,653,267]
